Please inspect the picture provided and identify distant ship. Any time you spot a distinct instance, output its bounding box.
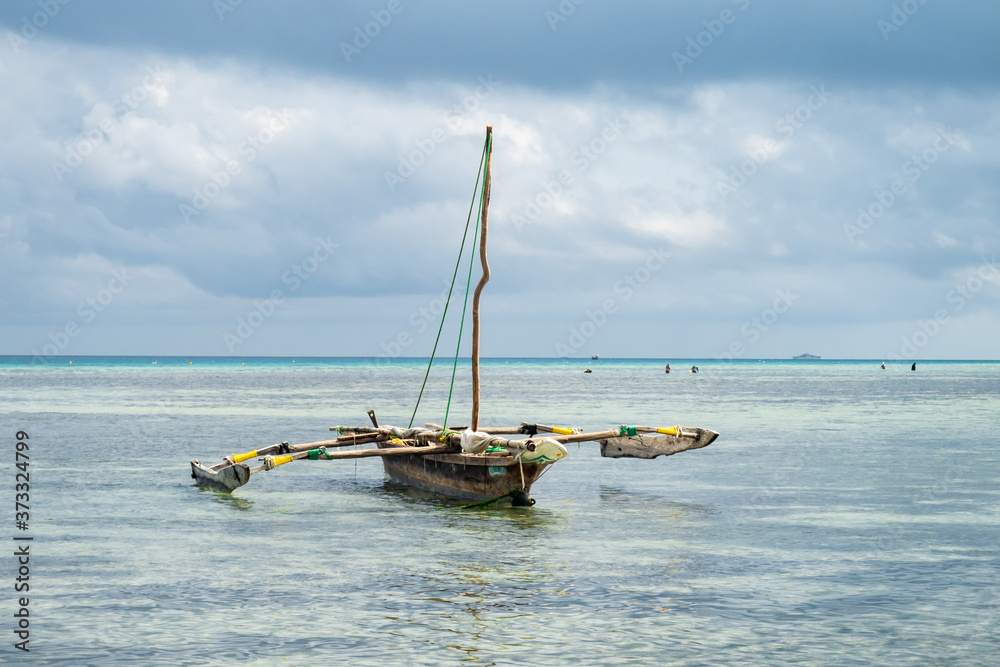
[793,353,821,360]
[591,354,599,360]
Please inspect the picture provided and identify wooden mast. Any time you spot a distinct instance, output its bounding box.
[470,126,492,432]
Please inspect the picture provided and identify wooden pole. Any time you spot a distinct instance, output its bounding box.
[223,436,383,467]
[424,423,579,436]
[285,443,452,462]
[470,126,492,432]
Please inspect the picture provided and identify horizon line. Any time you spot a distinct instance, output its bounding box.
[1,355,997,362]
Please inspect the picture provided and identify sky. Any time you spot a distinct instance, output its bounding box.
[1,0,998,360]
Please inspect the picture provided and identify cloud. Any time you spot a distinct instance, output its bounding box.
[0,31,997,358]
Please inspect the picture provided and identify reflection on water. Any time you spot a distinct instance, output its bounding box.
[197,486,255,510]
[437,505,567,540]
[378,479,460,508]
[598,485,719,518]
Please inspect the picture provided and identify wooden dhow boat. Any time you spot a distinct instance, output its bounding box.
[190,127,719,506]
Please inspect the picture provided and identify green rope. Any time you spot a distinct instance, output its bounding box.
[442,135,490,429]
[407,137,489,429]
[307,447,333,460]
[442,216,479,429]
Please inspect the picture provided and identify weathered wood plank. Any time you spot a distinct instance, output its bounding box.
[599,429,719,459]
[190,459,250,492]
[382,454,547,501]
[293,443,452,461]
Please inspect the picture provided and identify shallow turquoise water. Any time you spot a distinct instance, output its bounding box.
[1,358,998,665]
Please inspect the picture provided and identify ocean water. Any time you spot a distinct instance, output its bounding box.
[1,357,998,666]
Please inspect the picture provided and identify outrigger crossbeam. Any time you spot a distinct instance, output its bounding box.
[190,418,718,493]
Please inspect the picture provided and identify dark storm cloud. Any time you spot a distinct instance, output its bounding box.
[2,1,997,89]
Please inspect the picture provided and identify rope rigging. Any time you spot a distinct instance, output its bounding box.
[408,132,492,428]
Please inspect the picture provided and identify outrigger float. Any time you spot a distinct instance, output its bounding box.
[190,127,719,506]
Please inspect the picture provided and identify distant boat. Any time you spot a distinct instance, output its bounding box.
[793,353,821,360]
[591,354,599,360]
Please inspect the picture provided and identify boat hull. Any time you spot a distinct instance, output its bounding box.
[190,459,250,492]
[380,449,552,502]
[600,429,719,459]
